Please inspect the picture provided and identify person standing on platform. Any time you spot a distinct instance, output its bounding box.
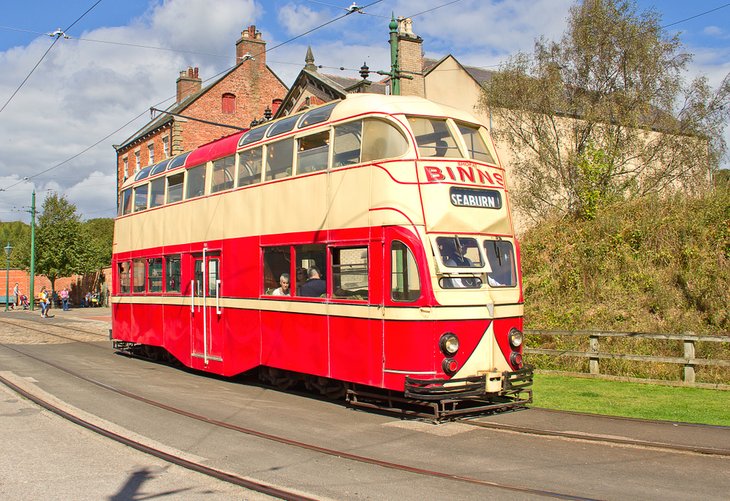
[60,287,70,311]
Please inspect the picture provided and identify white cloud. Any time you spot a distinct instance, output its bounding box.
[277,3,330,36]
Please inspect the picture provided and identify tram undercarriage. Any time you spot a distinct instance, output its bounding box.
[113,340,532,421]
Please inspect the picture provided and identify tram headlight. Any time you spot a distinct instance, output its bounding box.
[439,333,459,356]
[508,328,523,349]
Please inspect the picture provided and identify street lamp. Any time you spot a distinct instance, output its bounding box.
[4,243,12,312]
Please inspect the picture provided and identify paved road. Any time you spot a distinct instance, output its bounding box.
[1,307,729,500]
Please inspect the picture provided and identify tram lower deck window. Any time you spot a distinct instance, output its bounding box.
[165,255,181,293]
[132,259,146,294]
[331,247,368,301]
[118,261,131,294]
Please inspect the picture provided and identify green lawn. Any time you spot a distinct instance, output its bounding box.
[532,374,730,426]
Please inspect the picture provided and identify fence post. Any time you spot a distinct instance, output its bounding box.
[589,334,599,375]
[683,334,696,384]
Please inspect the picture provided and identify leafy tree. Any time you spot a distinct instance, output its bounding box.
[76,218,114,289]
[0,221,30,268]
[35,193,81,293]
[480,0,730,222]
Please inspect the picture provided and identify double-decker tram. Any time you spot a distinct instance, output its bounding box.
[112,94,532,419]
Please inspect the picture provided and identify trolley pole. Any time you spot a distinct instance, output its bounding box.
[29,190,36,311]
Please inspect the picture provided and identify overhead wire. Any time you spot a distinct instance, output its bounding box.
[662,2,730,29]
[0,0,103,116]
[0,0,384,194]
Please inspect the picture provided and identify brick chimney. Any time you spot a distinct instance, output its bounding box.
[397,18,425,98]
[176,66,201,103]
[236,25,266,69]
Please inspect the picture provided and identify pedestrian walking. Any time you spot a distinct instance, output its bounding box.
[39,286,50,318]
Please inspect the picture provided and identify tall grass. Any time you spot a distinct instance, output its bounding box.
[520,188,730,383]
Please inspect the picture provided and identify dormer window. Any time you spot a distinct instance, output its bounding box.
[222,93,236,114]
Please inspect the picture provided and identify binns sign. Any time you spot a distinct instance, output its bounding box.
[422,162,505,188]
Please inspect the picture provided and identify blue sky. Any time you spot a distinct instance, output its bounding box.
[0,0,728,222]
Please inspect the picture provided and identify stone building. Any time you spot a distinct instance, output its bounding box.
[114,25,288,190]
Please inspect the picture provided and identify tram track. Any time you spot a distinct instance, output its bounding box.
[0,322,597,500]
[1,315,727,499]
[461,416,730,457]
[2,316,728,459]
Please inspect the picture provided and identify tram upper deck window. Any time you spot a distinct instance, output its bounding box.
[134,165,154,182]
[149,177,165,208]
[298,102,337,128]
[185,164,206,199]
[238,147,262,186]
[331,247,368,301]
[167,152,190,170]
[150,159,171,177]
[266,115,298,138]
[120,188,133,216]
[408,117,461,158]
[484,240,516,287]
[361,119,409,163]
[133,184,149,212]
[167,172,184,203]
[265,138,294,181]
[333,121,362,167]
[391,241,421,302]
[239,124,269,147]
[298,131,330,174]
[457,123,495,164]
[211,155,235,193]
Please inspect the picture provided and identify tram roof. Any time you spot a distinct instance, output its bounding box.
[329,94,479,124]
[185,130,245,167]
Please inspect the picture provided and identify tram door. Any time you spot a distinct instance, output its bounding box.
[191,250,223,365]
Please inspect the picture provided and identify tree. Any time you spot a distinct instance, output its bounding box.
[0,221,30,268]
[480,0,730,222]
[35,193,81,293]
[76,218,114,290]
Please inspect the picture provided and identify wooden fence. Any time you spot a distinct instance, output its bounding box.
[524,330,730,386]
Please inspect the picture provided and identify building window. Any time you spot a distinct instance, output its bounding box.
[148,143,155,165]
[122,157,129,177]
[162,136,170,158]
[222,93,236,114]
[134,150,141,172]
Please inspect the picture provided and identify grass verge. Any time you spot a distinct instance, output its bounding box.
[532,373,730,426]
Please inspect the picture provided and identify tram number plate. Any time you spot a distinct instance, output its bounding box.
[449,187,502,209]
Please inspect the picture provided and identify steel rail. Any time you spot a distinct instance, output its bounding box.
[0,339,595,500]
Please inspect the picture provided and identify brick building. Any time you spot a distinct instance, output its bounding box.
[114,25,288,191]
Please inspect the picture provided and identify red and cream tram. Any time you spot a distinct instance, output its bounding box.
[112,94,532,418]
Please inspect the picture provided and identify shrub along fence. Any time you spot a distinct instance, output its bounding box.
[524,330,730,388]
